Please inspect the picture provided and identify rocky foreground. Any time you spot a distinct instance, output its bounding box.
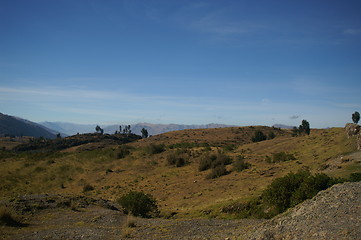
[1,182,360,240]
[240,181,361,240]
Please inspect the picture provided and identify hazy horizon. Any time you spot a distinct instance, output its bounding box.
[1,1,360,128]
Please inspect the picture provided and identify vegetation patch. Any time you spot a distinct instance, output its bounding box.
[232,155,251,172]
[166,150,188,167]
[118,191,159,218]
[222,170,355,219]
[0,206,23,227]
[146,144,165,155]
[265,152,296,163]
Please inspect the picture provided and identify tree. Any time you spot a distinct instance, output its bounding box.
[300,120,310,135]
[141,128,148,138]
[352,111,360,124]
[95,125,103,134]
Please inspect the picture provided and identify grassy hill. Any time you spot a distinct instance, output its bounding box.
[0,126,359,218]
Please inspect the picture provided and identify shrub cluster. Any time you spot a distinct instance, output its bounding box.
[232,155,251,172]
[166,150,188,167]
[117,145,132,159]
[252,130,276,142]
[222,170,350,218]
[265,152,296,163]
[146,144,165,155]
[117,191,159,218]
[261,170,336,214]
[199,152,232,179]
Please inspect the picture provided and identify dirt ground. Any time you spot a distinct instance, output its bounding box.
[0,195,264,240]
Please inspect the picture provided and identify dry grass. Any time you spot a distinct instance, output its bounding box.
[0,127,359,218]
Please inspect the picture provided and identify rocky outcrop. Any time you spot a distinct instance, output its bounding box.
[345,123,361,149]
[240,182,361,240]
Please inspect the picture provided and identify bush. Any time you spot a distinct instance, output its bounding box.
[349,172,361,182]
[0,207,22,226]
[223,170,342,219]
[118,191,159,218]
[146,144,165,155]
[265,152,296,163]
[252,130,267,142]
[198,153,217,171]
[167,152,187,167]
[198,152,231,172]
[261,170,335,214]
[83,184,94,192]
[206,165,228,179]
[117,145,131,159]
[167,149,188,167]
[232,155,251,172]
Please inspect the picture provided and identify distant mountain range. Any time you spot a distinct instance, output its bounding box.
[40,122,234,136]
[0,112,296,139]
[0,113,58,139]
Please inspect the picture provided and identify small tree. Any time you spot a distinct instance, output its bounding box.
[352,111,360,124]
[141,128,148,138]
[301,120,310,135]
[95,125,103,134]
[118,191,159,218]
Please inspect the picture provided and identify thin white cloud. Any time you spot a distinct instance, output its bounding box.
[343,28,361,35]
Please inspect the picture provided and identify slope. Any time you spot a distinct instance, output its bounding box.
[0,113,57,139]
[0,126,359,218]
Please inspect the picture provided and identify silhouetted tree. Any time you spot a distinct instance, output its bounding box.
[300,120,310,135]
[95,125,103,134]
[352,111,360,124]
[141,128,148,138]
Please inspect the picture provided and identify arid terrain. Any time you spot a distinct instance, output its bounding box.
[1,125,360,239]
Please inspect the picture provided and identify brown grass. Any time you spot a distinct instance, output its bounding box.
[0,126,359,218]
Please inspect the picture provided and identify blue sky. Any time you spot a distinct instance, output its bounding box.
[1,0,360,128]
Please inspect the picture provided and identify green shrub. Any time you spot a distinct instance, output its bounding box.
[198,153,217,171]
[349,172,361,182]
[146,144,165,155]
[117,191,159,218]
[0,207,22,227]
[167,152,187,167]
[83,184,94,192]
[232,155,251,172]
[198,152,231,172]
[252,130,267,142]
[268,131,276,140]
[224,170,342,219]
[262,170,335,214]
[117,145,131,159]
[266,152,296,163]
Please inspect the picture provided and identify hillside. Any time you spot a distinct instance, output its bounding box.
[1,182,359,239]
[0,113,57,139]
[0,125,359,218]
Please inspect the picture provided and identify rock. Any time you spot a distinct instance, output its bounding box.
[240,182,361,240]
[345,123,361,149]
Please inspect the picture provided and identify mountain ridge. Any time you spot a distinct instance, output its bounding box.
[40,121,235,136]
[0,113,58,139]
